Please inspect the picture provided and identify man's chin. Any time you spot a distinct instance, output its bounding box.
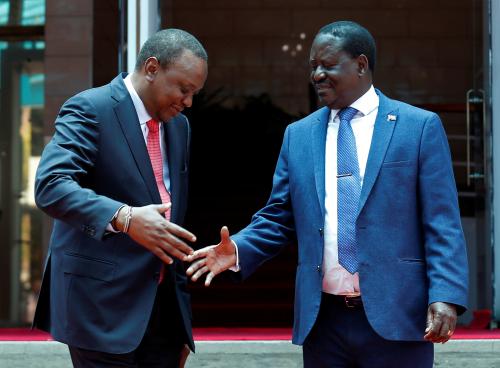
[317,95,343,110]
[163,107,183,122]
[317,95,334,107]
[160,112,177,123]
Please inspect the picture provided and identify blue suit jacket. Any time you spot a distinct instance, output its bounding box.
[232,90,468,345]
[33,74,194,353]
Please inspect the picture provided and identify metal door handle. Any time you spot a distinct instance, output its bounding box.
[466,89,485,186]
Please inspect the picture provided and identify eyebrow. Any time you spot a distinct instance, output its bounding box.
[183,82,198,91]
[181,82,203,95]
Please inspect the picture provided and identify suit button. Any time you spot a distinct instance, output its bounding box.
[318,228,324,237]
[316,265,321,272]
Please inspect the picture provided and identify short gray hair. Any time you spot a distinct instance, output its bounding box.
[135,28,208,70]
[318,21,376,73]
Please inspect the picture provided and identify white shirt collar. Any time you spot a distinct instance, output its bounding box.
[330,85,379,121]
[123,73,154,126]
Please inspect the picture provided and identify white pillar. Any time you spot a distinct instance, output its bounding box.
[127,0,160,73]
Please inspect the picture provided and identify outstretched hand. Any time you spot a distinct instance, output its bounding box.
[186,226,237,286]
[424,302,457,343]
[117,203,196,264]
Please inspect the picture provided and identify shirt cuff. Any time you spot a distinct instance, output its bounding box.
[106,223,119,233]
[229,239,240,272]
[106,204,126,233]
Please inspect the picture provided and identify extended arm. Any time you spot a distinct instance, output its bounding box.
[417,113,468,343]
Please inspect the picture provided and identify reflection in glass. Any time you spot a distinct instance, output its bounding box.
[0,0,45,26]
[21,0,45,25]
[18,70,44,323]
[0,40,44,325]
[0,1,9,25]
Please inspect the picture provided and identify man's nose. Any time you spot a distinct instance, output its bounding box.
[312,67,326,82]
[182,95,193,108]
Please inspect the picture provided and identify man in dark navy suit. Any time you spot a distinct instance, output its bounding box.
[34,29,207,367]
[186,21,468,367]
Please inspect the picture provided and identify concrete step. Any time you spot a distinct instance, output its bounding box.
[1,340,500,367]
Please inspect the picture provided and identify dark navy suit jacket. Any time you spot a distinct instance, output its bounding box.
[233,90,468,345]
[33,73,194,354]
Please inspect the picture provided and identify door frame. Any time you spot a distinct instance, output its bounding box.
[491,0,500,320]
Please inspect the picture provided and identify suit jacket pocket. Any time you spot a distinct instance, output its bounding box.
[382,160,411,168]
[63,252,116,282]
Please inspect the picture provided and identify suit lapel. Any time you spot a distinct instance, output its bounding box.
[111,74,161,204]
[357,91,398,216]
[311,107,331,218]
[164,118,185,222]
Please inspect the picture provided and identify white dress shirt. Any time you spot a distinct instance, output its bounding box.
[123,74,171,192]
[322,85,379,295]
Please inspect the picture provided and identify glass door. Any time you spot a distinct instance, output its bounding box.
[0,41,44,325]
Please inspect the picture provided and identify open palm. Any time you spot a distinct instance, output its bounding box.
[186,226,237,286]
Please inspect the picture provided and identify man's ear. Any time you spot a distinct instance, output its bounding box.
[144,57,160,82]
[357,54,369,76]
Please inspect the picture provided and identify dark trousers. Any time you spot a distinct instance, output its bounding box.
[69,281,187,368]
[303,293,433,368]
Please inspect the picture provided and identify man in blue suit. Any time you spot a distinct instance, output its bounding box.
[34,29,207,367]
[186,21,468,367]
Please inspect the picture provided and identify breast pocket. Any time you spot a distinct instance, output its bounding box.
[382,160,411,168]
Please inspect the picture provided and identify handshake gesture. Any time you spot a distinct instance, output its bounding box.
[186,226,237,286]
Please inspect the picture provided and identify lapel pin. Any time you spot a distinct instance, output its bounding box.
[387,114,397,122]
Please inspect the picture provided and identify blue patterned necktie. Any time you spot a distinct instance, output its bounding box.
[337,107,360,274]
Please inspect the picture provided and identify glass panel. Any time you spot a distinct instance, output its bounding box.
[18,70,44,324]
[22,40,44,50]
[0,1,9,25]
[0,0,45,26]
[0,41,44,325]
[21,0,45,25]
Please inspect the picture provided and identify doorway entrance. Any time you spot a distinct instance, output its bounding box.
[163,0,494,326]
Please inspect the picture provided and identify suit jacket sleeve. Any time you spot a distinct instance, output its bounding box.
[419,113,468,313]
[232,126,296,279]
[35,93,123,240]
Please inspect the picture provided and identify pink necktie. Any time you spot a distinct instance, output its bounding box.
[146,119,171,283]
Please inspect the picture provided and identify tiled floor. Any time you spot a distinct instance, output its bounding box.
[2,340,500,368]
